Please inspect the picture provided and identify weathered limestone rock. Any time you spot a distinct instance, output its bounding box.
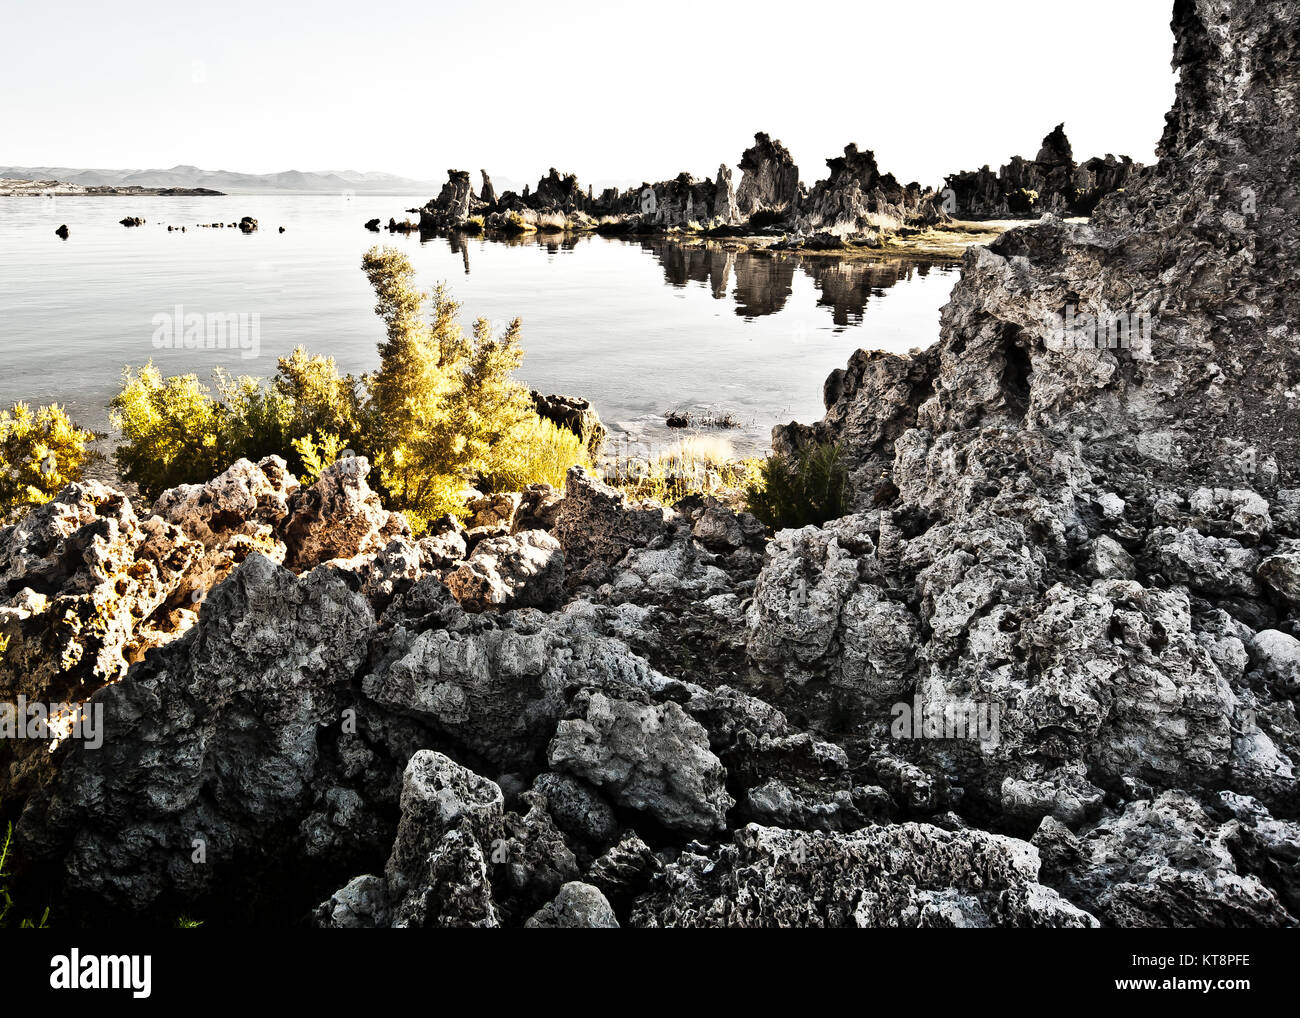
[1040,792,1297,927]
[280,456,409,571]
[757,0,1300,830]
[384,750,505,927]
[19,553,376,914]
[525,881,619,928]
[531,772,619,845]
[363,607,668,768]
[0,483,201,706]
[586,832,662,900]
[1251,629,1300,692]
[794,143,948,236]
[548,690,734,835]
[444,529,564,611]
[153,455,297,600]
[735,132,800,218]
[314,874,391,928]
[553,467,674,577]
[631,823,1097,928]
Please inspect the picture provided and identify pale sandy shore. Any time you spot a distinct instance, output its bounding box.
[0,177,223,196]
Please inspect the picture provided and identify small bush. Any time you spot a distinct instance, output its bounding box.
[0,402,96,518]
[481,415,592,493]
[607,436,757,507]
[500,210,537,234]
[1006,188,1039,215]
[534,211,569,232]
[111,249,584,529]
[745,440,851,530]
[109,364,225,495]
[110,351,362,498]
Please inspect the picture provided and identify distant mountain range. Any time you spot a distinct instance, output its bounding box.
[0,164,447,194]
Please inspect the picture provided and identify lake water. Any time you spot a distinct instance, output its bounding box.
[0,194,960,460]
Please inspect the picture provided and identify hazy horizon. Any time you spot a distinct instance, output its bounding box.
[3,0,1179,190]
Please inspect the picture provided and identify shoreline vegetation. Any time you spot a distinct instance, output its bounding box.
[0,248,842,534]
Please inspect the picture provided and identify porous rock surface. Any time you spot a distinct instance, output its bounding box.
[3,1,1299,928]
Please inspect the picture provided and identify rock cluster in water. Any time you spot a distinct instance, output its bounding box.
[944,123,1144,219]
[415,130,951,242]
[3,0,1299,928]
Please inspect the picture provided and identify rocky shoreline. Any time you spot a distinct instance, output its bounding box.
[0,177,225,197]
[396,126,1133,254]
[2,0,1298,928]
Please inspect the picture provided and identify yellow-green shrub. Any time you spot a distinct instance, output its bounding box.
[482,415,592,493]
[111,350,362,498]
[109,364,224,495]
[0,402,96,518]
[110,248,584,529]
[361,248,540,528]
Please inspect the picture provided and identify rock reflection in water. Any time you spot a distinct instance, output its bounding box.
[642,238,941,327]
[430,231,945,331]
[439,229,581,274]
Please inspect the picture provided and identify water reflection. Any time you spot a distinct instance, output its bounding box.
[642,239,943,328]
[429,230,950,330]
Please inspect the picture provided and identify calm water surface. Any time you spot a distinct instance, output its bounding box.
[0,194,960,458]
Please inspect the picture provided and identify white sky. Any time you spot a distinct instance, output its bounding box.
[2,0,1179,188]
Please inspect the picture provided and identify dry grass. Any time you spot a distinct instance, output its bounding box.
[534,211,570,232]
[604,435,759,507]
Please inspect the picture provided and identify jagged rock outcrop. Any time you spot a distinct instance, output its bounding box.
[549,690,734,834]
[525,881,619,928]
[631,822,1098,927]
[530,391,607,455]
[5,1,1300,931]
[444,530,564,611]
[758,0,1300,915]
[153,455,298,600]
[17,553,378,914]
[735,132,800,219]
[280,455,409,571]
[944,123,1144,218]
[479,170,497,208]
[793,143,948,236]
[532,168,587,212]
[1035,791,1299,926]
[0,484,200,706]
[419,170,478,230]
